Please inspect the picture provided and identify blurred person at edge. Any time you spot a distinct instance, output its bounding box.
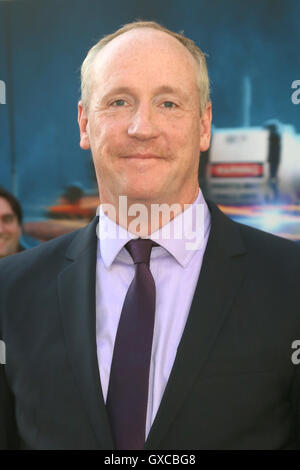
[0,21,300,451]
[0,187,24,257]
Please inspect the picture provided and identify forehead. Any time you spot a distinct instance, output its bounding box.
[0,197,15,215]
[91,29,198,92]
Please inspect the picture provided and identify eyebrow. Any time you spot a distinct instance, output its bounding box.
[1,213,15,219]
[153,85,189,100]
[100,85,189,102]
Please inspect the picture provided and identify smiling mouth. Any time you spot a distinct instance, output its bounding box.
[124,154,160,159]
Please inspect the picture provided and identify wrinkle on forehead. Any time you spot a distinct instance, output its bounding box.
[89,28,199,103]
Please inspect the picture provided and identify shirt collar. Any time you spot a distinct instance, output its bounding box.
[97,188,211,268]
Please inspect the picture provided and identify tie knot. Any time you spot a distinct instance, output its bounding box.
[125,238,158,266]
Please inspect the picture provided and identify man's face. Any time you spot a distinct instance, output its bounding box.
[78,29,212,207]
[0,197,22,257]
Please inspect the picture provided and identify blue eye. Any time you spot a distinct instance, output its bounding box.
[113,99,126,106]
[162,101,175,108]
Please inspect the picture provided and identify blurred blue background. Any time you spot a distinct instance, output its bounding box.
[0,0,299,232]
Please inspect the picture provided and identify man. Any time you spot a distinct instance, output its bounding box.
[0,187,24,258]
[1,21,300,450]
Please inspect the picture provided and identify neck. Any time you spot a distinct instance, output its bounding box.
[99,185,200,237]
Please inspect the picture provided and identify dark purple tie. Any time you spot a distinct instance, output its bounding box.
[106,238,158,450]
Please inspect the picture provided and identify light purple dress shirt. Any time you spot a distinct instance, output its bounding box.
[96,188,211,438]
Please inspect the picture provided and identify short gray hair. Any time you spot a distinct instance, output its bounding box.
[80,20,210,115]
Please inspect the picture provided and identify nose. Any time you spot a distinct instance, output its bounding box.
[0,220,4,233]
[127,103,159,140]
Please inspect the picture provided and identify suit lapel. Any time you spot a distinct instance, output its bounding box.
[56,202,247,450]
[57,218,114,449]
[145,201,247,449]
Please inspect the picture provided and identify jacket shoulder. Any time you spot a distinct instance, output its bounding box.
[0,224,87,283]
[233,219,300,284]
[237,220,300,257]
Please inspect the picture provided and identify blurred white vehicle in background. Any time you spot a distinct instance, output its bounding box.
[203,122,300,205]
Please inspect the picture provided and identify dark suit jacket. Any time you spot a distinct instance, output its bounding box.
[1,201,300,450]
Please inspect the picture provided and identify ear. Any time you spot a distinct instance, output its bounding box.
[199,102,212,152]
[78,101,91,150]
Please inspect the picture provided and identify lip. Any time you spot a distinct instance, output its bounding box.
[124,154,160,159]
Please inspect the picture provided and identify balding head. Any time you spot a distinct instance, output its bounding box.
[80,21,210,115]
